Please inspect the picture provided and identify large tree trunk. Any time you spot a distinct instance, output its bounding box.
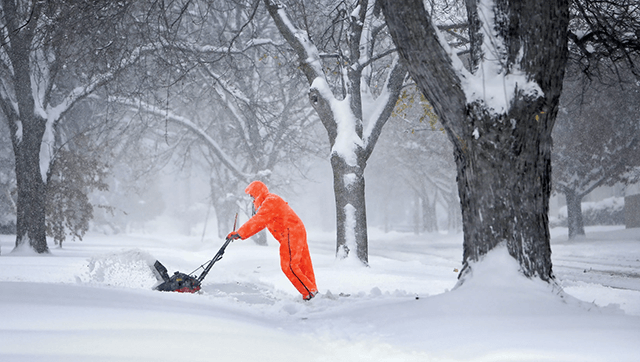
[565,190,586,239]
[381,0,569,281]
[3,1,49,253]
[11,115,49,253]
[456,102,554,280]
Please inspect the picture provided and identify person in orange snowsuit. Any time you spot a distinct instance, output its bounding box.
[227,181,318,301]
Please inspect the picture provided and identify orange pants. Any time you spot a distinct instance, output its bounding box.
[279,232,317,298]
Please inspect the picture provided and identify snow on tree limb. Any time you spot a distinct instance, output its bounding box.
[110,96,251,182]
[383,0,545,121]
[201,66,252,105]
[265,0,359,163]
[310,77,361,167]
[199,66,263,166]
[459,0,544,114]
[35,43,159,183]
[45,44,159,125]
[362,56,405,159]
[383,4,468,149]
[263,0,324,83]
[163,38,286,58]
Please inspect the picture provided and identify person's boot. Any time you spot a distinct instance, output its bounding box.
[303,291,318,301]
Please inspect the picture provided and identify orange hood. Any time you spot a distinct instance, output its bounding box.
[245,181,269,210]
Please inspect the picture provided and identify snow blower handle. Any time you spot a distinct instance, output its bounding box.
[233,213,238,232]
[196,213,239,283]
[226,213,241,241]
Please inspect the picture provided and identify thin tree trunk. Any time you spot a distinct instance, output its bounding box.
[413,195,421,235]
[565,190,586,239]
[422,194,438,233]
[445,190,461,233]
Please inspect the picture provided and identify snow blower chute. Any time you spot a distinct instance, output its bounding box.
[152,214,237,293]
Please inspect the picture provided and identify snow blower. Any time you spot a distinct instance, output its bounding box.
[152,214,237,293]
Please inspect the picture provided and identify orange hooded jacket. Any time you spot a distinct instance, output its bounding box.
[234,181,317,299]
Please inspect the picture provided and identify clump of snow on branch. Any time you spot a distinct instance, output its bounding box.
[361,57,397,142]
[276,6,324,77]
[39,119,55,183]
[310,78,363,166]
[14,120,23,143]
[338,204,358,260]
[257,169,272,178]
[343,173,357,188]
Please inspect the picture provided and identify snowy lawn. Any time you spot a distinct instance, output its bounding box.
[1,226,639,362]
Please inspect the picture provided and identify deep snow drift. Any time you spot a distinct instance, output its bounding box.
[1,226,639,362]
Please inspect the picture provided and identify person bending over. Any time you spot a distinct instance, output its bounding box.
[227,181,318,301]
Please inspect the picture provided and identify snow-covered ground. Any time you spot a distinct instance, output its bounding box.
[1,225,639,362]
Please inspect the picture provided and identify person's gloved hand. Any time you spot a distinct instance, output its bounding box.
[226,232,241,241]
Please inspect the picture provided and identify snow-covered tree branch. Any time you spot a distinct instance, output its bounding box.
[264,0,406,263]
[0,0,162,253]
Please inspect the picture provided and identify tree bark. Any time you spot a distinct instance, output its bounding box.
[456,101,555,280]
